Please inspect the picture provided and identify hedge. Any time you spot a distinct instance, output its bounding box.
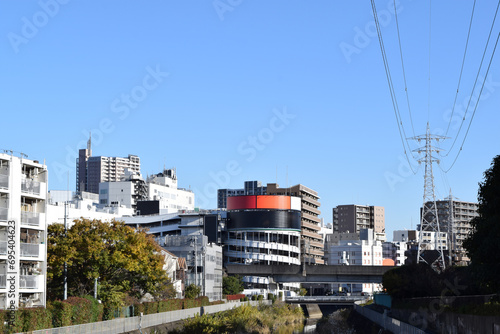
[2,295,216,332]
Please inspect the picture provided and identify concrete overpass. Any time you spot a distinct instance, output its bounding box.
[225,264,395,283]
[285,296,368,305]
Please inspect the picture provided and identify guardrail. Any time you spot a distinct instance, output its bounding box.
[29,300,272,334]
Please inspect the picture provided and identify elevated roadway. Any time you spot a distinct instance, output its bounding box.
[226,264,395,283]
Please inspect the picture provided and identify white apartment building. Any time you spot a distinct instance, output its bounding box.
[122,211,223,301]
[324,229,384,294]
[99,169,194,215]
[0,152,47,309]
[146,169,194,214]
[382,241,407,266]
[46,193,133,228]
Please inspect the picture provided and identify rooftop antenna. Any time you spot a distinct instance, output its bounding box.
[87,132,92,156]
[286,166,288,196]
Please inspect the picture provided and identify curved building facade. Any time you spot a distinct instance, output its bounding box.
[225,195,302,267]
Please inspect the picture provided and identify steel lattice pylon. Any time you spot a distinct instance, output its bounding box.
[411,123,448,272]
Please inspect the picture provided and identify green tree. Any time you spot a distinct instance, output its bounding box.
[463,155,500,293]
[185,284,201,299]
[222,275,244,295]
[47,219,172,308]
[382,263,443,299]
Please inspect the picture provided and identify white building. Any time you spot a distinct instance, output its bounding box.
[324,229,384,294]
[122,211,223,301]
[382,241,407,266]
[98,168,194,215]
[47,190,133,228]
[146,169,194,214]
[0,152,47,309]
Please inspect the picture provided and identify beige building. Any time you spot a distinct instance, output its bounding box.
[266,183,323,265]
[425,197,478,265]
[76,135,140,194]
[333,205,385,234]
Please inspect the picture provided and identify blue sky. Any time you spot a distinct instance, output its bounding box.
[1,1,499,238]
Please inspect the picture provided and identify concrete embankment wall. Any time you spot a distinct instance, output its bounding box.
[28,300,271,334]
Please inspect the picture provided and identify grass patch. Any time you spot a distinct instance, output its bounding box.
[170,301,304,334]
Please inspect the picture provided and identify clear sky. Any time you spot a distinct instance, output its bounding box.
[1,1,499,239]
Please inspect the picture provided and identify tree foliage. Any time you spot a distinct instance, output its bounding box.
[47,219,172,307]
[382,264,443,299]
[463,154,500,293]
[184,284,201,299]
[223,275,244,295]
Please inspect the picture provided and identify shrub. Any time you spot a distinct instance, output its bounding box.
[50,301,73,327]
[143,301,158,315]
[133,302,145,317]
[257,295,263,301]
[185,284,201,299]
[64,296,92,325]
[183,299,195,309]
[83,296,104,322]
[21,307,52,331]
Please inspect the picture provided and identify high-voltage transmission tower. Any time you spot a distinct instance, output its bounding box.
[411,123,448,272]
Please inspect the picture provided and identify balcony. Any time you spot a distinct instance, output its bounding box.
[20,243,40,258]
[21,179,40,196]
[0,175,8,190]
[0,207,7,222]
[20,275,41,289]
[0,274,43,290]
[0,241,6,255]
[21,212,41,227]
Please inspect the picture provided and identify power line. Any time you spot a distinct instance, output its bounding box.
[445,0,476,137]
[427,0,432,121]
[370,0,418,173]
[445,1,500,157]
[442,32,500,173]
[393,0,416,137]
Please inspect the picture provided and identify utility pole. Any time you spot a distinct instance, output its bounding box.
[63,200,67,300]
[412,123,447,272]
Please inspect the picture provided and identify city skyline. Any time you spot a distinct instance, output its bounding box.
[1,1,499,237]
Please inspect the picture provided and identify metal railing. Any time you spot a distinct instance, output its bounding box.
[20,243,40,257]
[21,179,40,195]
[19,275,38,289]
[0,175,8,189]
[0,207,7,221]
[21,211,40,226]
